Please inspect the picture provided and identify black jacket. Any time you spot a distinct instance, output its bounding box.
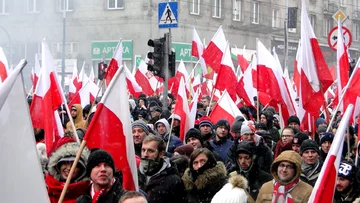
[138,159,187,203]
[182,162,227,203]
[300,161,323,187]
[76,177,126,203]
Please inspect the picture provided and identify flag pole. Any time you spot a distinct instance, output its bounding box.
[256,39,260,122]
[166,113,175,152]
[206,87,216,116]
[58,65,123,203]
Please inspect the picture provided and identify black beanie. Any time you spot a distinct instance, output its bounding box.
[320,132,334,145]
[185,128,203,145]
[86,149,115,177]
[231,119,243,133]
[287,115,300,126]
[292,132,309,145]
[300,139,320,155]
[215,119,230,131]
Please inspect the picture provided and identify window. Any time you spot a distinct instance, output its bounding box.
[233,0,241,21]
[252,1,259,24]
[340,0,345,7]
[190,0,200,15]
[354,24,360,41]
[213,0,221,18]
[323,18,332,37]
[27,0,40,13]
[0,0,9,14]
[310,14,316,28]
[288,28,296,33]
[108,0,124,10]
[272,9,279,28]
[59,0,74,12]
[52,42,79,54]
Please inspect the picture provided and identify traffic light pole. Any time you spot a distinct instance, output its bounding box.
[162,30,170,110]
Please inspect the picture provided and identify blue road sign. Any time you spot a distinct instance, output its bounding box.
[158,2,178,29]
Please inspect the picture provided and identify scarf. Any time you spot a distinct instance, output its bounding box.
[91,178,115,203]
[271,178,299,203]
[274,141,292,159]
[301,160,319,178]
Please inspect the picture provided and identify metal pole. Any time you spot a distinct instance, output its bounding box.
[162,31,170,110]
[284,0,289,72]
[61,1,66,89]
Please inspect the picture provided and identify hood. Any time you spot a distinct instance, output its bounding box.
[72,104,84,123]
[48,139,89,182]
[270,150,301,185]
[155,118,170,135]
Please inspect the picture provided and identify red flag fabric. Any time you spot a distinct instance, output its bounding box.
[309,104,353,203]
[135,60,159,96]
[124,64,142,98]
[215,43,237,101]
[330,66,336,81]
[192,28,207,75]
[68,66,80,103]
[174,77,192,141]
[30,40,63,155]
[105,39,122,86]
[168,60,190,97]
[31,54,41,89]
[293,41,301,94]
[84,68,138,191]
[236,55,256,108]
[202,26,227,74]
[237,47,249,73]
[0,47,9,84]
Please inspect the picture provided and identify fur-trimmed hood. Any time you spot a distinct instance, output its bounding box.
[48,140,89,182]
[229,174,248,190]
[182,161,227,190]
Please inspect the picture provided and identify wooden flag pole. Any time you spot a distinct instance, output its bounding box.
[166,113,176,152]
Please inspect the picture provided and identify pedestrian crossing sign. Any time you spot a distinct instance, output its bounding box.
[158,2,178,29]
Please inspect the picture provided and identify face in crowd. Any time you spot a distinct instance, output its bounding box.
[277,161,296,183]
[281,128,294,145]
[133,127,147,145]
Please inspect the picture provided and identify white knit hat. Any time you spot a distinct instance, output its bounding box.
[211,175,248,203]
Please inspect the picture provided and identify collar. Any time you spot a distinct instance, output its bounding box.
[90,177,116,198]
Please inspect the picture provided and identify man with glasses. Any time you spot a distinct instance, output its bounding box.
[256,151,313,203]
[274,127,295,158]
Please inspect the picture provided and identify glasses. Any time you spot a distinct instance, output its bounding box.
[282,134,293,138]
[278,163,294,170]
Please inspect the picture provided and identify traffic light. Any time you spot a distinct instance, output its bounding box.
[147,37,166,78]
[168,51,176,77]
[98,62,107,80]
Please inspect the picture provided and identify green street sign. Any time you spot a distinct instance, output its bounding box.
[91,40,133,60]
[134,55,142,68]
[171,42,197,62]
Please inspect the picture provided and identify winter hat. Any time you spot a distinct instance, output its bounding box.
[292,132,309,145]
[236,141,256,156]
[86,149,115,177]
[240,122,255,135]
[174,144,195,157]
[317,125,327,134]
[338,161,357,181]
[300,139,320,155]
[185,128,203,144]
[215,119,230,131]
[287,115,300,126]
[316,118,327,128]
[255,122,267,130]
[199,116,213,128]
[231,117,244,133]
[132,120,150,135]
[152,106,162,113]
[211,174,248,203]
[320,132,334,145]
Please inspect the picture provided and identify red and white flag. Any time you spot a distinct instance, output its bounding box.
[78,61,89,88]
[84,67,138,191]
[236,55,256,108]
[293,41,301,94]
[192,28,207,75]
[174,77,193,141]
[237,46,249,73]
[105,39,122,86]
[169,60,190,97]
[202,26,227,74]
[89,66,95,82]
[336,20,350,112]
[215,42,237,101]
[124,64,142,98]
[135,60,159,96]
[31,54,41,89]
[0,47,9,84]
[189,88,200,125]
[30,40,64,155]
[309,104,354,203]
[209,90,245,125]
[298,0,333,114]
[68,66,80,103]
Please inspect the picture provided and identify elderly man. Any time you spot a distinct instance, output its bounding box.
[256,150,313,203]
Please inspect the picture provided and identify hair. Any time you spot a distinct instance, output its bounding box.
[189,148,216,169]
[119,191,146,203]
[281,126,295,136]
[170,155,189,175]
[143,134,166,153]
[202,95,211,101]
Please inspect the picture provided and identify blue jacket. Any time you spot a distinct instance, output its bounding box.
[210,138,233,162]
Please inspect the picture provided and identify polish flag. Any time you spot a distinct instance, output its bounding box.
[0,47,9,84]
[135,60,159,96]
[124,64,142,98]
[343,59,360,121]
[202,26,227,74]
[68,66,80,103]
[84,67,138,191]
[293,41,301,94]
[31,54,41,89]
[30,40,64,155]
[89,67,96,82]
[105,39,122,86]
[192,73,201,93]
[237,46,249,73]
[329,66,336,80]
[215,42,237,101]
[68,75,100,108]
[174,77,193,141]
[299,0,333,114]
[236,55,256,108]
[336,20,350,112]
[209,90,245,124]
[78,61,89,88]
[309,104,353,203]
[169,60,190,97]
[189,88,200,125]
[192,28,207,75]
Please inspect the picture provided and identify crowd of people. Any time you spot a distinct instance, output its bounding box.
[33,93,360,203]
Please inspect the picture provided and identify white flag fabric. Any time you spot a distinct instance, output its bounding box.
[0,60,49,203]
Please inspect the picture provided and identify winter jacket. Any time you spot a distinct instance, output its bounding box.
[138,157,187,203]
[210,138,234,162]
[333,186,360,203]
[300,160,323,187]
[66,104,87,131]
[256,151,313,203]
[155,118,183,154]
[182,162,228,203]
[76,177,126,203]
